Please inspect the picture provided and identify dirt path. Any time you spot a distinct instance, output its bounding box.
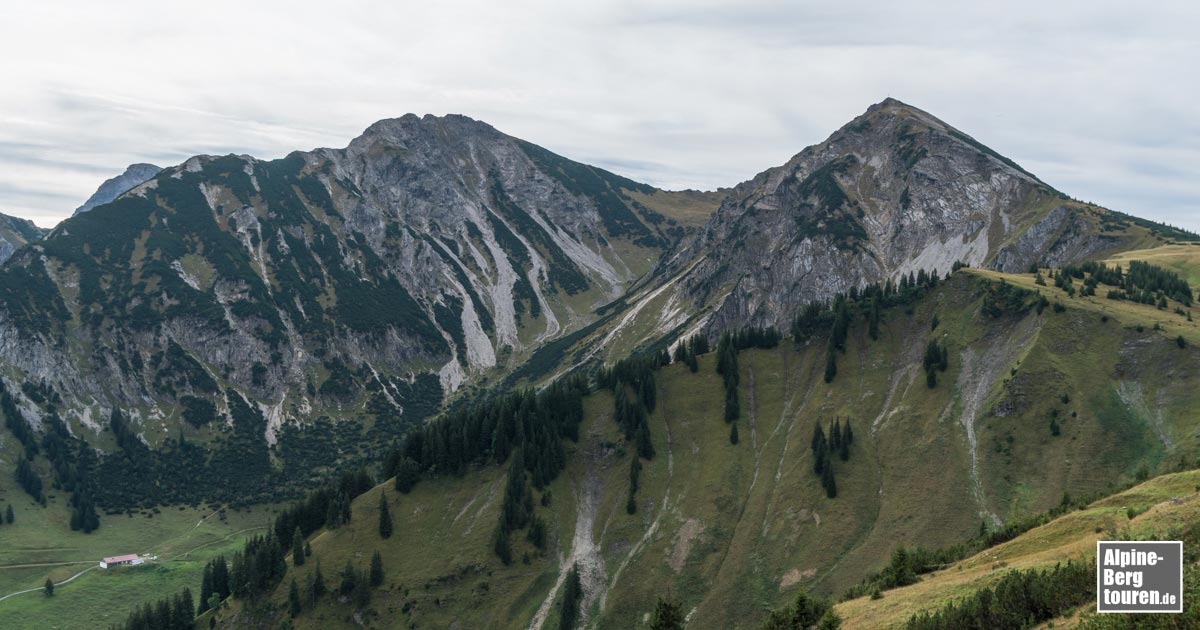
[0,565,99,603]
[0,561,94,569]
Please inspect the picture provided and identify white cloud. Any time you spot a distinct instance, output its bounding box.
[0,0,1197,230]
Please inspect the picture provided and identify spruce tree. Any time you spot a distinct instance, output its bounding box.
[494,525,513,565]
[649,594,685,630]
[626,491,637,515]
[43,577,53,597]
[558,565,583,630]
[288,578,302,617]
[868,296,881,340]
[821,461,837,498]
[378,492,393,539]
[369,550,384,587]
[198,564,213,614]
[730,421,739,445]
[292,527,306,566]
[629,455,640,494]
[339,560,357,596]
[393,457,420,494]
[312,559,326,599]
[824,342,838,383]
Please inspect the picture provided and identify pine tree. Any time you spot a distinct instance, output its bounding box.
[312,559,326,599]
[378,492,393,539]
[493,525,513,565]
[393,457,420,494]
[339,560,357,596]
[730,421,739,445]
[868,295,881,340]
[292,527,305,566]
[830,419,841,452]
[369,550,384,587]
[198,564,213,614]
[649,594,686,630]
[724,387,740,422]
[636,420,655,460]
[821,462,837,498]
[842,420,853,447]
[558,564,583,630]
[824,341,838,384]
[629,455,640,494]
[289,577,302,616]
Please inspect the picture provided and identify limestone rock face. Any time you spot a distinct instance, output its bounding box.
[73,163,163,216]
[651,99,1136,334]
[0,114,672,439]
[0,212,44,263]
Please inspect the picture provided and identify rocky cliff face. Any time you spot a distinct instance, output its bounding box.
[73,163,163,216]
[0,115,674,450]
[643,99,1158,335]
[0,212,44,263]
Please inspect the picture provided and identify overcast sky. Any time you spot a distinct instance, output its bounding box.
[1,1,1197,230]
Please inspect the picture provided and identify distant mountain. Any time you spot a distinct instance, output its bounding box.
[72,163,162,216]
[0,100,1187,509]
[0,211,44,263]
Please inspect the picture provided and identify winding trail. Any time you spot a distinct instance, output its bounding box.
[0,566,99,603]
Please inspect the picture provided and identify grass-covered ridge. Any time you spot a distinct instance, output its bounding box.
[183,266,1200,629]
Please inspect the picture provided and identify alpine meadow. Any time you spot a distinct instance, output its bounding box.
[2,96,1200,630]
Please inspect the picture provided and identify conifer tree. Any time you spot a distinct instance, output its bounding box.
[393,457,420,494]
[821,461,837,498]
[629,455,640,494]
[626,490,637,515]
[649,594,686,630]
[288,577,302,617]
[43,577,54,597]
[378,492,393,539]
[824,338,838,383]
[559,565,583,630]
[636,420,655,459]
[292,527,305,566]
[198,564,213,614]
[369,550,384,587]
[868,295,881,340]
[730,421,739,445]
[312,559,326,599]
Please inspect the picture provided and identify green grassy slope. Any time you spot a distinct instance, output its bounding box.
[834,469,1200,629]
[0,458,276,629]
[217,268,1200,629]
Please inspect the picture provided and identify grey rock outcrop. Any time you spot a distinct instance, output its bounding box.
[73,163,162,216]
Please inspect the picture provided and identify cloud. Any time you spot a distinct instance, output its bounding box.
[0,0,1196,231]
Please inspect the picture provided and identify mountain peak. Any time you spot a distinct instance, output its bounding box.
[73,163,163,216]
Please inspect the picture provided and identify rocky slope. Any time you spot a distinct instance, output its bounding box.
[0,100,1188,510]
[0,115,701,504]
[0,212,44,263]
[626,99,1181,339]
[72,163,162,216]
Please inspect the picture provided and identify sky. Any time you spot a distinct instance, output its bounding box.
[0,1,1197,231]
